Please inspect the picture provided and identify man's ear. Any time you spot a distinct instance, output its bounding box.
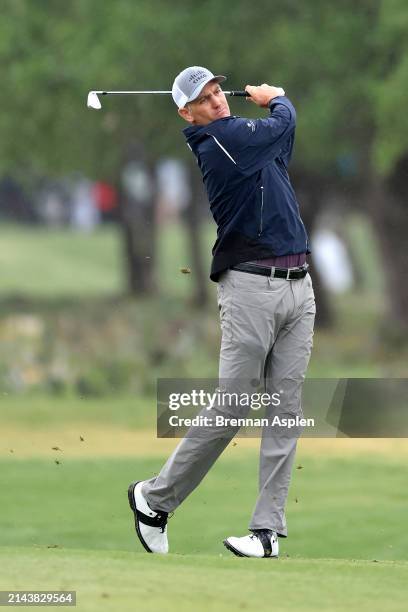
[178,106,194,124]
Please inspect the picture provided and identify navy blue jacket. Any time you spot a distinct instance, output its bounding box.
[183,96,309,281]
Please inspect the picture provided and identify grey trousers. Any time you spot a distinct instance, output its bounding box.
[143,269,316,536]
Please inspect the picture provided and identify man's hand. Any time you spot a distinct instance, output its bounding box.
[245,84,285,108]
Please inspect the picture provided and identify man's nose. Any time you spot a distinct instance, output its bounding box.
[210,94,220,107]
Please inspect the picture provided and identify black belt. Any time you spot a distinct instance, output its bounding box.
[230,262,309,280]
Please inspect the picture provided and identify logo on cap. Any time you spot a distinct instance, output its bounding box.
[189,70,207,85]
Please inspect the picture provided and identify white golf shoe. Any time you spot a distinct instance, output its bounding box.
[127,481,169,554]
[223,530,279,558]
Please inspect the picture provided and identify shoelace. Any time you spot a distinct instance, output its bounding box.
[155,512,168,533]
[155,511,174,533]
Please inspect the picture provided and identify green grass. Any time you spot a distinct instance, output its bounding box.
[0,225,123,297]
[0,221,216,300]
[0,453,407,611]
[0,547,406,612]
[0,395,155,429]
[0,455,406,560]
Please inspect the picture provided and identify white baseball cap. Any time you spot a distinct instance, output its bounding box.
[172,66,226,109]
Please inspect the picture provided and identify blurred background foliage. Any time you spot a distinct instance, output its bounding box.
[2,0,407,173]
[0,0,407,397]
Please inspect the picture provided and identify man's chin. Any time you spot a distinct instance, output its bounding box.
[215,109,230,119]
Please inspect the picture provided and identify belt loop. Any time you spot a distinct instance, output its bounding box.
[286,268,291,280]
[270,266,275,278]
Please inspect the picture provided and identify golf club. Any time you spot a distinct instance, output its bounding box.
[87,89,250,110]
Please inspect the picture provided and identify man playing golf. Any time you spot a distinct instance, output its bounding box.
[128,66,315,558]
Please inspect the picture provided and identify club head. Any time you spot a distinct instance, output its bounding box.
[87,91,102,110]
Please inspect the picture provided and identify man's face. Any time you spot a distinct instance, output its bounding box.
[178,80,230,126]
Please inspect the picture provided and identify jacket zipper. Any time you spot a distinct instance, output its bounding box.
[299,216,309,250]
[258,186,264,236]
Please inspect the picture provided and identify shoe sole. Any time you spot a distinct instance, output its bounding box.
[127,481,153,554]
[223,539,278,559]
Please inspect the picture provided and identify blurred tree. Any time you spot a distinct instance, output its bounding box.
[184,164,209,307]
[120,141,157,294]
[370,0,408,340]
[0,0,407,333]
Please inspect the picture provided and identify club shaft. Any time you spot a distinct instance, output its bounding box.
[95,90,249,96]
[101,91,172,95]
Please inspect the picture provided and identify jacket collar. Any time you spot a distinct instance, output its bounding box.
[183,116,236,140]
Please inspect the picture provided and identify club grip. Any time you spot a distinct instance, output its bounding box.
[229,90,250,97]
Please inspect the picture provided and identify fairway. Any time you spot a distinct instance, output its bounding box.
[1,397,407,612]
[1,547,407,612]
[1,437,407,611]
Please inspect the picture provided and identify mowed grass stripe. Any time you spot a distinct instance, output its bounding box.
[0,547,407,612]
[2,424,408,458]
[0,456,406,561]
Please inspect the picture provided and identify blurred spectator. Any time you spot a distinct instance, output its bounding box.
[92,181,118,222]
[42,185,67,226]
[35,178,70,227]
[312,228,354,293]
[0,175,36,223]
[156,158,190,223]
[69,175,100,232]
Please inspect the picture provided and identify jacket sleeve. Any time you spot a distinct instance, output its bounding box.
[223,96,296,175]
